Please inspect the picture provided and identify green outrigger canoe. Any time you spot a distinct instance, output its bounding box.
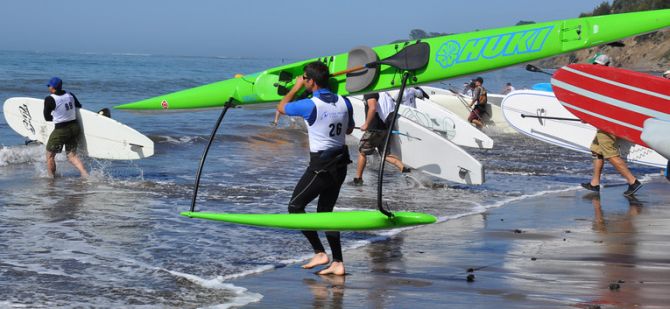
[120,10,669,231]
[116,9,670,111]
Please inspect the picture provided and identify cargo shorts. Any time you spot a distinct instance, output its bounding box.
[358,130,386,155]
[589,130,620,159]
[46,121,81,154]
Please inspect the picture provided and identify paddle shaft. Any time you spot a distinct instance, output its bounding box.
[525,64,553,76]
[354,127,422,140]
[331,64,369,77]
[520,114,582,122]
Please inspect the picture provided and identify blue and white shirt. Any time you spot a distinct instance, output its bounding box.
[285,89,354,152]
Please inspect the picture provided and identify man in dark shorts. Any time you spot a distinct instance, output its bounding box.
[277,61,354,276]
[352,92,408,185]
[43,77,88,178]
[467,77,487,128]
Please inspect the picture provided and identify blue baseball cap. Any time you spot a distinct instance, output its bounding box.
[47,77,62,89]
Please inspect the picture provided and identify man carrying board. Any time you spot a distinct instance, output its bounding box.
[277,62,354,276]
[43,77,89,178]
[580,55,642,196]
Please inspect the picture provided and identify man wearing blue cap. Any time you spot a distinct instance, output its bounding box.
[43,77,89,178]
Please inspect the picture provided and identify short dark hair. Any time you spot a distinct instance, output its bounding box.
[303,61,330,88]
[475,77,484,84]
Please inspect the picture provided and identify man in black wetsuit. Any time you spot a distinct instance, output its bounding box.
[277,62,354,276]
[43,77,88,178]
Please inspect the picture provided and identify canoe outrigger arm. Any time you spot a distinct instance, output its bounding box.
[190,98,236,212]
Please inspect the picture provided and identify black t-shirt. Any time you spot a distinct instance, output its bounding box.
[363,93,386,130]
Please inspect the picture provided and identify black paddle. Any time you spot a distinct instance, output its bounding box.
[520,114,582,122]
[331,42,430,77]
[525,64,553,76]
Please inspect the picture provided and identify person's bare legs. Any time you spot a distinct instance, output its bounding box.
[302,252,329,269]
[471,119,484,128]
[355,153,367,179]
[590,156,605,186]
[608,156,636,184]
[317,261,346,276]
[67,152,89,178]
[46,151,57,178]
[385,154,405,172]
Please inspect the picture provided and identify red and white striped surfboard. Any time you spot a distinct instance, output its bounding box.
[551,64,670,148]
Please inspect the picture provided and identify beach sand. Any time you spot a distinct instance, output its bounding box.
[231,178,670,308]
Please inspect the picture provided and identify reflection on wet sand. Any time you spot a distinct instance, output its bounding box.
[588,193,643,308]
[304,275,345,309]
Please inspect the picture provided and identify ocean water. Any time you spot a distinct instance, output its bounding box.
[0,50,662,308]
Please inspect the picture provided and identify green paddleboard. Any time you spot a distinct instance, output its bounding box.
[180,211,437,231]
[116,10,670,111]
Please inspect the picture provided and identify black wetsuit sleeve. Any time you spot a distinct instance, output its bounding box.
[70,93,82,108]
[43,96,55,121]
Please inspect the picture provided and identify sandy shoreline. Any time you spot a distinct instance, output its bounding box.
[230,177,670,308]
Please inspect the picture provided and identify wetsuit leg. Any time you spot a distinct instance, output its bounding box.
[288,167,328,254]
[316,165,347,262]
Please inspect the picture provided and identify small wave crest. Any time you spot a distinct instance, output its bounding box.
[0,144,46,166]
[166,270,263,308]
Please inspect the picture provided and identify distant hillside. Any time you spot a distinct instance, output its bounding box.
[536,28,670,71]
[536,0,670,70]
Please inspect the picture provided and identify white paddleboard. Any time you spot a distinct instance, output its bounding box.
[420,86,516,134]
[383,89,494,149]
[349,96,484,185]
[501,90,667,168]
[3,97,154,160]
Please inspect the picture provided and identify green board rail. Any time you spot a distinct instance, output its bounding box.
[180,211,438,231]
[116,9,670,111]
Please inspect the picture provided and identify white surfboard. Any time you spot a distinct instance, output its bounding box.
[420,86,517,134]
[348,96,484,185]
[3,97,154,160]
[382,90,494,149]
[641,118,670,160]
[501,90,667,168]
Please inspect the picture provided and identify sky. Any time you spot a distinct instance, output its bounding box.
[0,0,611,59]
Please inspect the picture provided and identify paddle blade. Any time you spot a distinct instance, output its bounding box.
[379,42,430,71]
[525,64,542,72]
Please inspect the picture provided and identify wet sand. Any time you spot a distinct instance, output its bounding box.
[231,178,670,308]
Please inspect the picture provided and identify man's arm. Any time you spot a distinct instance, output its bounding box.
[361,94,379,131]
[470,87,481,107]
[277,76,305,115]
[344,97,355,135]
[43,96,55,121]
[70,93,82,108]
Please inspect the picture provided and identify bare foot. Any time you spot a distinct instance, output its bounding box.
[302,252,329,269]
[317,261,345,276]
